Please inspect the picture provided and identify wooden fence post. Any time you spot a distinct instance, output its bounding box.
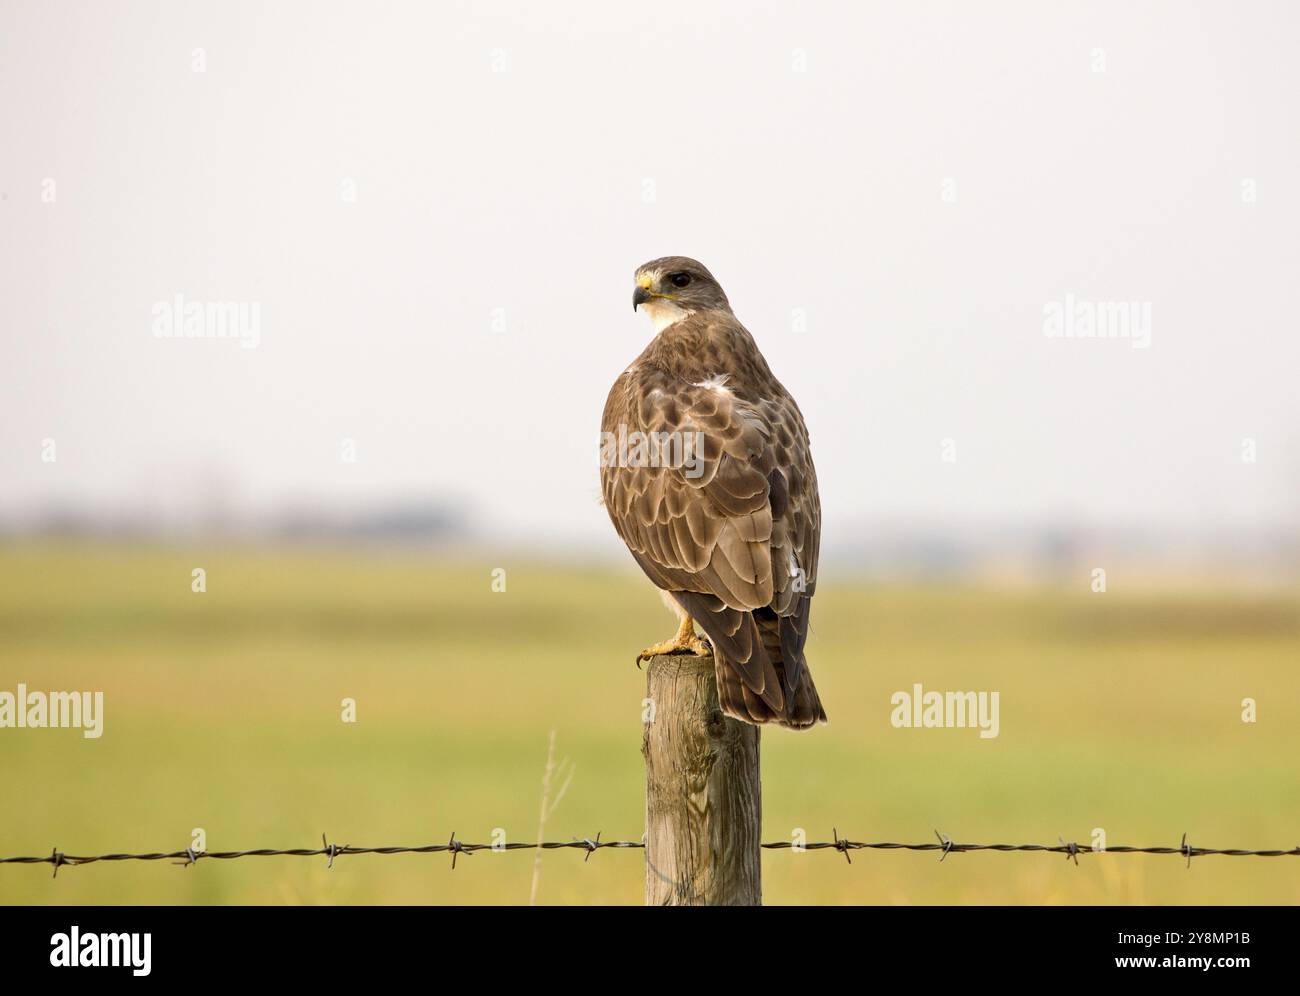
[642,653,762,905]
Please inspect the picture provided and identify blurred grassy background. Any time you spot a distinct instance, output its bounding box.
[0,542,1297,905]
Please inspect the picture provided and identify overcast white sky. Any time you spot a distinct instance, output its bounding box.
[2,1,1297,552]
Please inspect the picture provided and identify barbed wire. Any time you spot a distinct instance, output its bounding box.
[3,830,1298,877]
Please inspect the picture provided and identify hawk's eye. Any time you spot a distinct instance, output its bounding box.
[669,272,692,288]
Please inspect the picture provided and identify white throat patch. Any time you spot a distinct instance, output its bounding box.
[639,298,692,333]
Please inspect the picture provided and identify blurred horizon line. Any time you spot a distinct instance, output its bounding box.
[4,494,1297,583]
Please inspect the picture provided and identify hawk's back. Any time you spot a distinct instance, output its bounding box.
[601,309,825,729]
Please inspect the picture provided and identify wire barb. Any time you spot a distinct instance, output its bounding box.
[322,834,345,870]
[447,832,469,870]
[1059,837,1079,866]
[833,827,852,864]
[935,830,954,862]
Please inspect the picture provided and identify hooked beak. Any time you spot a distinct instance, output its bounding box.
[632,285,651,312]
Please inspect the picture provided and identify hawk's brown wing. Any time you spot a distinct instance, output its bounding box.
[601,353,824,728]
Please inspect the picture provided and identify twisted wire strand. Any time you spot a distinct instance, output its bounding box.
[5,830,1298,877]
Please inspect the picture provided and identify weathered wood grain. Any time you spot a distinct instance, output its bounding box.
[642,653,761,906]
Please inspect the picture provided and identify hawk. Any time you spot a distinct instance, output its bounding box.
[600,257,826,729]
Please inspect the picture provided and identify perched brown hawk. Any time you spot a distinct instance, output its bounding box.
[600,256,826,729]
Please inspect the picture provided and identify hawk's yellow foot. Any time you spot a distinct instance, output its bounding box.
[635,614,712,666]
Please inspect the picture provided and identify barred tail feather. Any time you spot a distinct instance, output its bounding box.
[715,649,825,729]
[671,590,826,731]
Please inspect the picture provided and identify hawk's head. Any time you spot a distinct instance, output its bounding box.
[632,256,731,331]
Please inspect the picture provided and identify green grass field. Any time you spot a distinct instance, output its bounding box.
[1,543,1297,904]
